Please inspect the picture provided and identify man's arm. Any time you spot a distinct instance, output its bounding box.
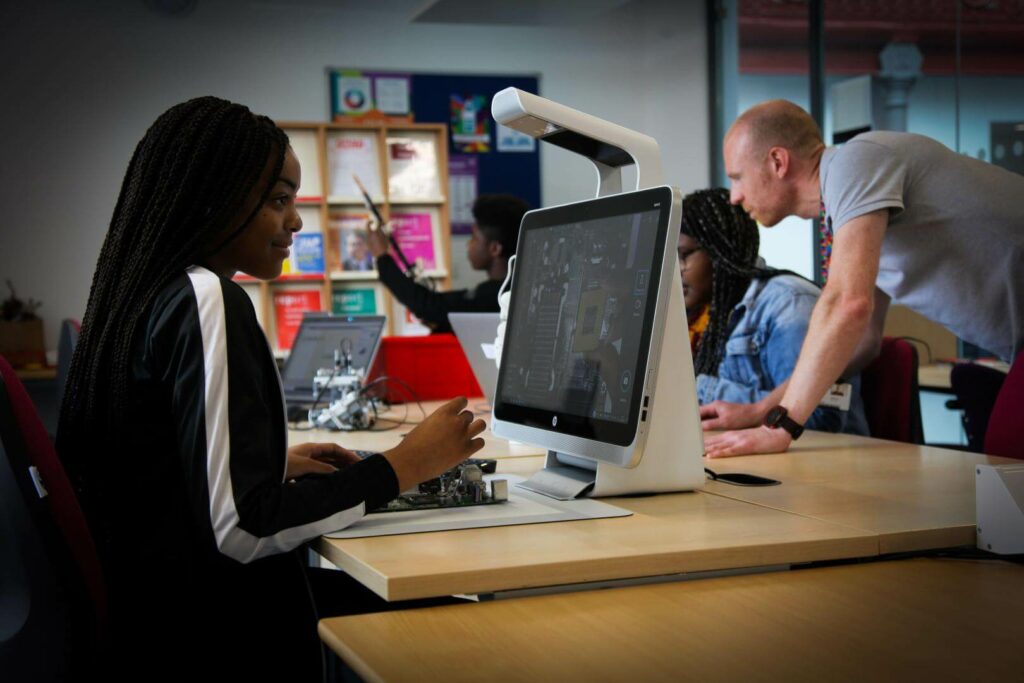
[704,209,888,457]
[843,287,890,375]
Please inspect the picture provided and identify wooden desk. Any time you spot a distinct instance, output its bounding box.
[317,477,876,601]
[919,361,1010,392]
[918,363,953,390]
[703,431,1018,554]
[319,558,1024,683]
[299,408,1003,601]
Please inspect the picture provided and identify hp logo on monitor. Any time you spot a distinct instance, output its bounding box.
[552,416,558,427]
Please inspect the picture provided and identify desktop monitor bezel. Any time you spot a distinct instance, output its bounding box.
[492,186,674,454]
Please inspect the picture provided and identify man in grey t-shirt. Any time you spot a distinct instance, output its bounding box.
[701,99,1024,457]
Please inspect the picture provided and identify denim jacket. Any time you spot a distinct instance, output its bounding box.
[696,273,869,435]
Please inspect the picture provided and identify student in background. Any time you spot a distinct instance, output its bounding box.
[57,96,485,679]
[367,194,529,333]
[680,188,867,435]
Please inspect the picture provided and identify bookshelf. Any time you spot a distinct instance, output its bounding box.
[234,121,452,353]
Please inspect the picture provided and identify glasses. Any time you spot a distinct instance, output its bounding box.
[678,247,704,270]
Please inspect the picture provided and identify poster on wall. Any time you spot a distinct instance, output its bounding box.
[335,73,373,115]
[280,233,325,278]
[331,287,379,315]
[331,70,412,120]
[327,211,374,272]
[448,155,478,235]
[273,290,322,351]
[389,212,437,272]
[387,134,441,199]
[327,132,383,199]
[450,94,491,153]
[497,122,536,153]
[375,76,411,115]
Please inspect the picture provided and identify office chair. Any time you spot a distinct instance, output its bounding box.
[948,362,1006,453]
[984,350,1024,459]
[0,354,107,678]
[54,318,80,416]
[860,337,924,444]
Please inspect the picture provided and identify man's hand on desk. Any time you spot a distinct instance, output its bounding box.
[700,400,766,431]
[286,443,362,478]
[704,426,792,458]
[383,397,487,492]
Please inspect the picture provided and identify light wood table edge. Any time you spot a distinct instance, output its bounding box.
[318,621,385,683]
[877,525,976,555]
[316,543,392,599]
[317,557,1024,683]
[319,532,880,602]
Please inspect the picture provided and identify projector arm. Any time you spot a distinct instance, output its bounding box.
[491,88,663,197]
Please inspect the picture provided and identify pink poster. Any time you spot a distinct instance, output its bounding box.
[389,212,436,271]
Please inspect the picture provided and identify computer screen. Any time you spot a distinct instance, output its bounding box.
[493,187,673,448]
[281,315,385,401]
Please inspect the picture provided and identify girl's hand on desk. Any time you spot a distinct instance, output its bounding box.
[383,397,487,491]
[286,443,361,478]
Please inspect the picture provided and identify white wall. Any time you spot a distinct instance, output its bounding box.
[0,0,708,353]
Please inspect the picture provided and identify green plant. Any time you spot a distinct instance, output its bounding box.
[1,280,41,322]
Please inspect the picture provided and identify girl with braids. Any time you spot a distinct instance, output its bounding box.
[678,188,867,435]
[57,96,485,679]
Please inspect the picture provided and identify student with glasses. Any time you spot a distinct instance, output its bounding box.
[679,188,868,437]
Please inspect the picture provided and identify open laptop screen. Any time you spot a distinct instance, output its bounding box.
[281,315,385,402]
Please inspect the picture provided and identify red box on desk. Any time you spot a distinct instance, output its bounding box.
[369,334,483,402]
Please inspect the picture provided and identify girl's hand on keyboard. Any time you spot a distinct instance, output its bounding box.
[286,443,361,478]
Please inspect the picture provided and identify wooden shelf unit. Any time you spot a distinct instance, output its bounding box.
[236,120,452,350]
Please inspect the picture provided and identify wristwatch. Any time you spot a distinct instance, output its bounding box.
[763,405,805,440]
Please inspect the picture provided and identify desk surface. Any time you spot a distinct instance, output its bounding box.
[319,558,1024,683]
[299,403,1004,601]
[703,430,1017,554]
[919,361,1011,391]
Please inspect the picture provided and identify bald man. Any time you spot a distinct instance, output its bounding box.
[702,99,1024,457]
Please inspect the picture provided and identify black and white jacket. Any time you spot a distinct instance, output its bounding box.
[125,265,399,567]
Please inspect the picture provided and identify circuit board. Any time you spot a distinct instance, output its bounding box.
[371,463,509,513]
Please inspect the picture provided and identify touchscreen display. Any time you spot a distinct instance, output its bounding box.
[499,208,662,424]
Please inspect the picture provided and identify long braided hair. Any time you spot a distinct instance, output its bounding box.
[57,96,288,491]
[682,188,790,376]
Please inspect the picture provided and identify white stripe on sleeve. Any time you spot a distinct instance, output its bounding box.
[187,267,364,563]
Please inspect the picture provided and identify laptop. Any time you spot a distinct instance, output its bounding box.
[281,315,386,407]
[448,312,501,401]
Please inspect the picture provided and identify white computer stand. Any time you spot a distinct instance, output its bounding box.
[491,88,704,499]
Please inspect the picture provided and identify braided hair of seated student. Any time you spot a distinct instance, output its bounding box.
[57,96,289,515]
[681,188,808,376]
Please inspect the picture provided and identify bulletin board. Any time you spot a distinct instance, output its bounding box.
[329,69,542,233]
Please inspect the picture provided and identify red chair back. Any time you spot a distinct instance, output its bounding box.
[985,350,1024,459]
[860,337,924,444]
[0,355,107,633]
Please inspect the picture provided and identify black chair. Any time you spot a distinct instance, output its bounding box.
[948,362,1006,452]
